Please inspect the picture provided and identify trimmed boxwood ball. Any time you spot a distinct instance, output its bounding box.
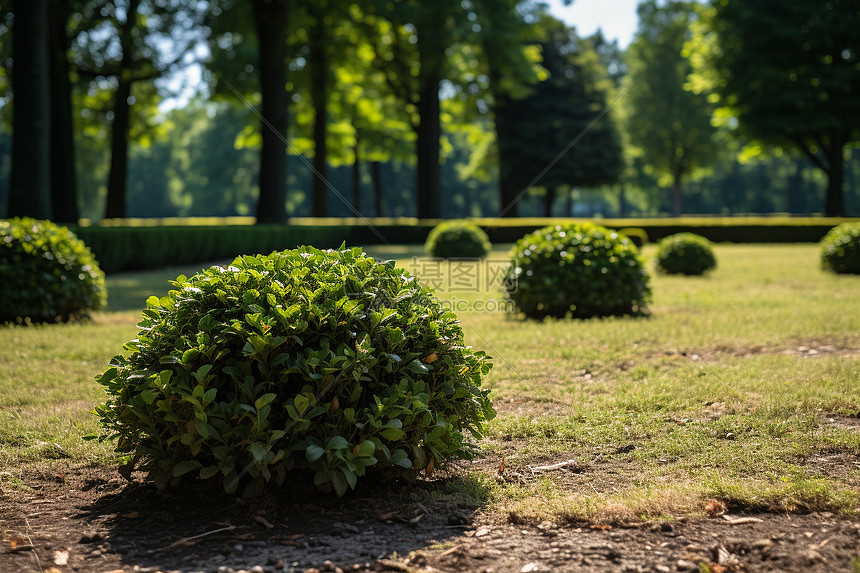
[654,233,717,276]
[504,223,651,319]
[94,245,494,497]
[0,217,106,324]
[820,223,860,274]
[424,220,491,259]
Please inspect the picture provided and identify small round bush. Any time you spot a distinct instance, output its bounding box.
[425,220,491,259]
[0,217,106,324]
[95,245,494,496]
[820,223,860,274]
[503,223,651,319]
[654,233,717,276]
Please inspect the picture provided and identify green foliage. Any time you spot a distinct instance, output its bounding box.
[424,220,491,259]
[706,0,860,214]
[820,223,860,275]
[0,218,106,324]
[654,233,717,276]
[623,1,718,213]
[503,223,651,319]
[94,245,494,496]
[494,13,623,213]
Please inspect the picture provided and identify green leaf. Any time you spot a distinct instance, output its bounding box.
[358,440,376,457]
[406,360,430,374]
[294,394,310,414]
[341,467,357,490]
[172,460,200,477]
[249,442,267,462]
[306,444,326,462]
[199,465,220,480]
[326,435,349,450]
[331,469,348,497]
[255,393,277,410]
[381,427,405,441]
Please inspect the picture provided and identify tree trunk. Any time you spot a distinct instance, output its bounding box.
[252,0,290,224]
[825,130,845,216]
[309,8,328,217]
[371,161,384,217]
[493,96,518,217]
[103,0,140,220]
[415,34,441,219]
[618,181,628,217]
[48,0,78,223]
[8,0,52,219]
[104,79,132,219]
[543,187,556,217]
[787,160,803,214]
[671,169,683,217]
[352,130,361,214]
[415,86,441,218]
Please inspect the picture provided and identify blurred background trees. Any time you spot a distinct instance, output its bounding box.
[1,0,858,222]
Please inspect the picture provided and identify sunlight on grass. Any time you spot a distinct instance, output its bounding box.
[1,243,859,522]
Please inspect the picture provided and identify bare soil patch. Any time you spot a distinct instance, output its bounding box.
[3,465,860,573]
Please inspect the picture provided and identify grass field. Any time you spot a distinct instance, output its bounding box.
[1,243,859,524]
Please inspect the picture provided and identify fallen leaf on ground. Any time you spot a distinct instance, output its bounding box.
[705,499,728,516]
[53,549,69,565]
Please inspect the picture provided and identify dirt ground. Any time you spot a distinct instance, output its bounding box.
[2,464,860,573]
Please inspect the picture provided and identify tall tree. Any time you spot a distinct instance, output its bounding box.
[250,0,290,223]
[362,0,467,218]
[707,0,860,216]
[8,0,52,219]
[49,0,79,222]
[624,0,718,216]
[71,0,207,219]
[477,0,546,217]
[493,14,623,217]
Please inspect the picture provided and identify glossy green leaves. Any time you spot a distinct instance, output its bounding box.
[0,217,106,324]
[504,223,651,319]
[94,245,494,496]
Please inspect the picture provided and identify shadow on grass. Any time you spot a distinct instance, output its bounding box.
[77,472,488,571]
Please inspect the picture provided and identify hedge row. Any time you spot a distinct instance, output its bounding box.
[71,217,857,273]
[72,225,350,273]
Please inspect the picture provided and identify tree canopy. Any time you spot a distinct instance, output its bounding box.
[705,0,860,216]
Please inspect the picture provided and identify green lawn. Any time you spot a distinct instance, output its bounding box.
[2,243,859,523]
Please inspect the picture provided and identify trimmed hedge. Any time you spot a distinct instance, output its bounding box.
[71,217,858,273]
[73,225,352,273]
[820,222,860,274]
[1,218,106,323]
[424,220,491,259]
[504,223,651,319]
[95,246,494,496]
[654,233,717,276]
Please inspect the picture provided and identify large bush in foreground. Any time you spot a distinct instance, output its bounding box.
[654,233,717,276]
[820,223,860,274]
[95,246,494,496]
[0,217,106,324]
[425,220,491,259]
[504,223,651,319]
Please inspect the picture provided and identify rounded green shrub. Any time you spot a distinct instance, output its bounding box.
[424,220,491,259]
[654,233,717,276]
[820,222,860,274]
[503,223,651,319]
[0,217,106,324]
[94,245,494,496]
